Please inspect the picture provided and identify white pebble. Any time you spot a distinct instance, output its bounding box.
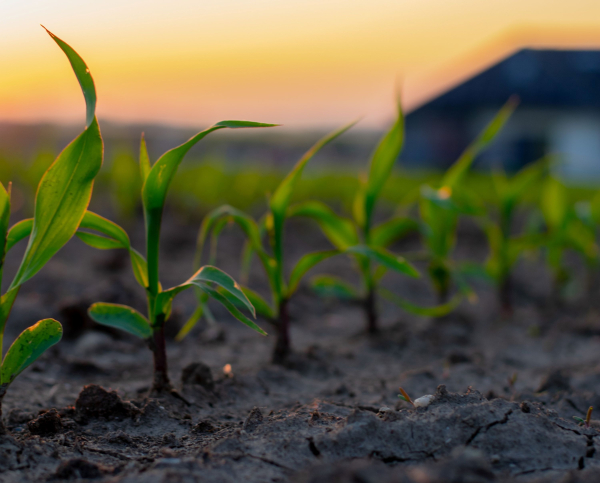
[413,395,435,408]
[378,407,391,413]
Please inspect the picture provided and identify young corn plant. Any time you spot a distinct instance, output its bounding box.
[540,176,598,303]
[188,123,415,363]
[483,158,548,315]
[0,29,103,431]
[75,123,276,394]
[292,101,447,334]
[419,97,518,303]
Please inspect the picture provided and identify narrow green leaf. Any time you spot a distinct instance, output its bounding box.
[310,275,358,300]
[370,217,418,248]
[380,288,460,317]
[11,117,103,289]
[541,177,568,231]
[442,96,518,189]
[269,122,356,274]
[43,28,96,128]
[76,232,124,250]
[287,250,339,296]
[364,100,404,232]
[241,286,274,319]
[215,120,279,129]
[1,318,62,385]
[139,133,151,183]
[6,219,33,253]
[156,266,254,321]
[346,245,420,278]
[88,303,151,339]
[0,182,11,270]
[288,201,358,249]
[79,211,130,248]
[0,287,19,339]
[200,285,267,335]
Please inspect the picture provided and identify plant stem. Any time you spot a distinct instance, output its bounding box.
[272,299,290,365]
[150,325,172,393]
[365,286,378,334]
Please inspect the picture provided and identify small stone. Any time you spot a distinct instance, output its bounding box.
[413,395,435,408]
[192,420,217,434]
[75,385,139,420]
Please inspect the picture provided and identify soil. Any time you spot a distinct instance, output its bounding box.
[1,213,600,482]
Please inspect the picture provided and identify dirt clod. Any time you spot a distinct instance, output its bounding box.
[27,409,62,435]
[75,385,139,420]
[49,458,105,480]
[181,361,215,390]
[242,406,264,432]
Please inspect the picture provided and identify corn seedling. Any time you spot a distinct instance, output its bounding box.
[398,387,415,407]
[187,123,400,364]
[0,30,104,430]
[540,176,598,303]
[419,97,518,303]
[75,122,276,393]
[483,158,548,315]
[573,406,594,428]
[293,101,445,334]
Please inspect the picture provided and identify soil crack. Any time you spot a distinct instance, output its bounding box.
[466,409,513,445]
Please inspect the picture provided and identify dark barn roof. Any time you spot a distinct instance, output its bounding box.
[409,48,600,116]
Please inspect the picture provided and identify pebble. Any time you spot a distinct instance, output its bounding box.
[413,395,435,408]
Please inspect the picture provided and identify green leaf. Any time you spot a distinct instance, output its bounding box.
[215,120,279,129]
[346,245,420,278]
[241,286,274,319]
[370,217,418,248]
[0,182,11,269]
[139,133,151,183]
[156,266,255,322]
[9,33,102,288]
[43,28,96,128]
[76,232,124,250]
[288,201,358,249]
[88,303,151,339]
[77,211,148,288]
[310,275,358,300]
[287,250,339,296]
[1,318,62,385]
[0,287,19,339]
[269,122,355,268]
[541,177,568,231]
[363,100,404,232]
[200,285,267,335]
[442,96,518,190]
[6,219,33,253]
[11,117,103,289]
[380,288,460,317]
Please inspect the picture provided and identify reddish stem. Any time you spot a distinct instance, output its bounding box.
[151,325,172,394]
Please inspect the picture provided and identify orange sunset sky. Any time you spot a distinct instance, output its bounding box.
[1,0,600,129]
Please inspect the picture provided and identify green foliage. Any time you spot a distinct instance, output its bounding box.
[188,123,355,348]
[418,98,517,301]
[80,120,275,388]
[0,30,103,399]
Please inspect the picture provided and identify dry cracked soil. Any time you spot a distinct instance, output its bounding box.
[1,215,600,482]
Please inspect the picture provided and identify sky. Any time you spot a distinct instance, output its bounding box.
[1,0,600,129]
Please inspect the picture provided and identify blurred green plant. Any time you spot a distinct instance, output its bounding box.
[188,123,419,362]
[482,158,549,314]
[75,121,276,394]
[418,97,518,304]
[292,101,451,334]
[540,175,598,302]
[0,29,104,431]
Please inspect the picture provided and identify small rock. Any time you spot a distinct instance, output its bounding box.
[181,362,214,390]
[242,407,263,433]
[75,385,139,420]
[414,395,435,408]
[27,409,62,436]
